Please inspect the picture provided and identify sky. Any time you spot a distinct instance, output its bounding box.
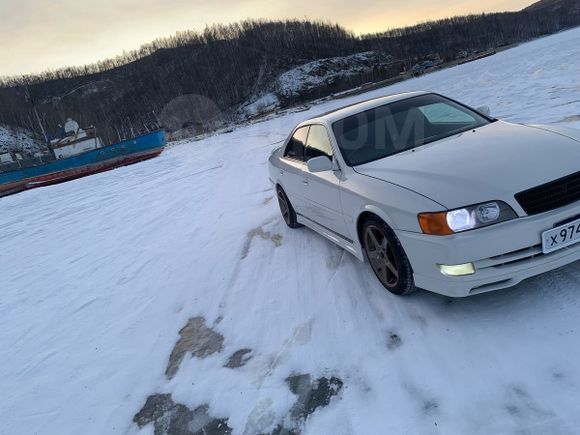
[0,0,533,77]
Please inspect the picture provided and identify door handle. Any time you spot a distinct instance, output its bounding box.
[302,179,309,185]
[279,170,284,175]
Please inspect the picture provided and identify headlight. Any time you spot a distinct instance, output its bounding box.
[418,201,517,235]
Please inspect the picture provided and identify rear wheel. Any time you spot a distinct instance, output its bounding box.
[362,217,416,295]
[277,186,302,229]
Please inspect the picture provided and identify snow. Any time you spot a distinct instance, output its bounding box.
[1,28,580,435]
[238,93,280,118]
[0,125,45,156]
[277,51,393,99]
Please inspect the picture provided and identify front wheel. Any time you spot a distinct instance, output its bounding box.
[362,217,416,295]
[276,186,302,229]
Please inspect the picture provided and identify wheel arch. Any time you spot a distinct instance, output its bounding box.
[355,206,396,259]
[355,206,417,295]
[275,181,289,197]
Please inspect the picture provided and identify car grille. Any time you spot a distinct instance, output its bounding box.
[515,171,580,215]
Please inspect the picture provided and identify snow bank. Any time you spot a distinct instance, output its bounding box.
[238,93,280,118]
[1,27,580,435]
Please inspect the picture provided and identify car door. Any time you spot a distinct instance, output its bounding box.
[279,126,309,214]
[302,124,348,238]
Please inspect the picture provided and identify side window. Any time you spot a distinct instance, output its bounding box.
[284,127,309,161]
[305,125,333,160]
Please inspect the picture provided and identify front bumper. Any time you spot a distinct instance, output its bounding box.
[397,201,580,297]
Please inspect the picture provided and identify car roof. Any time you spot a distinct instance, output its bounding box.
[299,91,429,127]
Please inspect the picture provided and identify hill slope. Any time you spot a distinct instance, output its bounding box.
[525,0,580,12]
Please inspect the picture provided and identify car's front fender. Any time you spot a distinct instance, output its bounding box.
[527,124,580,143]
[339,169,446,243]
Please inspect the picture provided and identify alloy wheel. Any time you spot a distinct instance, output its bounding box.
[364,224,399,288]
[277,189,290,225]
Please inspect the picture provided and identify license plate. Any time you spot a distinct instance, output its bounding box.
[542,218,580,254]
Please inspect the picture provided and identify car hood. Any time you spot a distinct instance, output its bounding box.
[353,121,580,211]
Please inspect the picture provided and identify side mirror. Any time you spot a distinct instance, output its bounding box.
[476,105,491,117]
[307,156,333,173]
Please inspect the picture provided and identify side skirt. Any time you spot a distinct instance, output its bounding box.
[296,213,364,262]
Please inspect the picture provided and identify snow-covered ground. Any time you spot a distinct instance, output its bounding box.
[238,93,280,118]
[1,28,580,435]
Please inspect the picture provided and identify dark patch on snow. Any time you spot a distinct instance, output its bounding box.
[286,374,343,428]
[271,234,283,247]
[402,383,440,418]
[422,399,439,415]
[258,374,343,434]
[505,404,520,415]
[134,393,174,426]
[263,196,274,205]
[242,226,283,259]
[165,317,224,379]
[134,393,231,435]
[551,370,566,382]
[267,425,300,435]
[224,348,253,368]
[503,385,554,419]
[387,333,403,350]
[512,386,528,398]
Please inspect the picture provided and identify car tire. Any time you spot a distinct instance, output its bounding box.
[362,217,416,296]
[277,186,302,229]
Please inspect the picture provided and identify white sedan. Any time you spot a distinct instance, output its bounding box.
[268,91,580,297]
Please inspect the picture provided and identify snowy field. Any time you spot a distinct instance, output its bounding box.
[1,28,580,435]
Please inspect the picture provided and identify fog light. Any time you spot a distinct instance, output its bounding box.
[438,263,475,277]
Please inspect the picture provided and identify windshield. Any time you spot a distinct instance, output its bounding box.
[332,93,491,166]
